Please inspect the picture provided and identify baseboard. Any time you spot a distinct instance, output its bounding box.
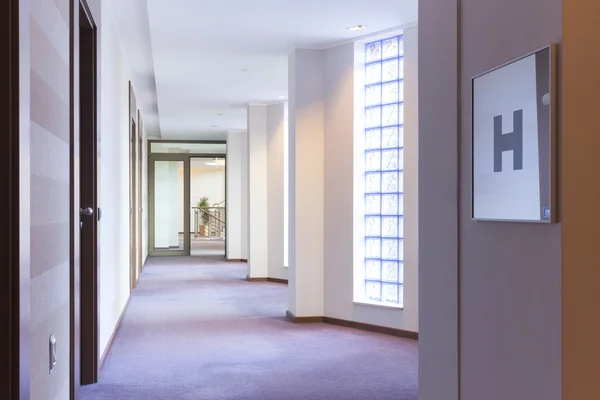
[267,277,288,284]
[99,296,131,372]
[285,310,324,323]
[323,316,418,340]
[246,277,268,282]
[284,310,418,340]
[246,277,288,284]
[227,258,248,263]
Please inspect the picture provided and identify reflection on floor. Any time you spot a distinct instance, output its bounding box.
[191,238,225,257]
[81,256,418,400]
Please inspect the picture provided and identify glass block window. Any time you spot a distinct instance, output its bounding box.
[363,35,404,306]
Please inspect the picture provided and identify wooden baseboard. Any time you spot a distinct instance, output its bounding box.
[284,311,418,340]
[285,310,324,323]
[99,297,131,372]
[267,277,288,284]
[323,316,418,340]
[246,277,288,284]
[247,277,268,282]
[227,258,248,263]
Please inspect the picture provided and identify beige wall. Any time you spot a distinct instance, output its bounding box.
[562,0,600,398]
[29,0,71,398]
[419,0,563,399]
[459,1,562,400]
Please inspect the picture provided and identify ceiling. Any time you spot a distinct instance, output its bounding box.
[111,0,418,140]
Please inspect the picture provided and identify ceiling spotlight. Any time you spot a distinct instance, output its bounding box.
[348,25,367,31]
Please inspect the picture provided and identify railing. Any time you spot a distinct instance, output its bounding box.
[192,206,225,239]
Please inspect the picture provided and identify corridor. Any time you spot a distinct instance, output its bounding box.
[80,257,418,400]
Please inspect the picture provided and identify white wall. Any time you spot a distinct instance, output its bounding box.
[142,132,149,262]
[190,162,225,231]
[402,27,419,331]
[322,28,418,331]
[288,49,325,317]
[267,103,288,280]
[98,0,134,355]
[226,131,246,259]
[283,104,289,268]
[190,163,225,206]
[241,131,249,260]
[247,105,269,278]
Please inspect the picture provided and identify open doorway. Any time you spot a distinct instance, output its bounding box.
[148,141,227,257]
[190,157,226,257]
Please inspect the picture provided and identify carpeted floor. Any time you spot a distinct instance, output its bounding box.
[80,256,418,400]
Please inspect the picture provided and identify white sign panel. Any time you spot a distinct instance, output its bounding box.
[472,46,555,222]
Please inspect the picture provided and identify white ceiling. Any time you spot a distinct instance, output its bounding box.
[114,0,418,140]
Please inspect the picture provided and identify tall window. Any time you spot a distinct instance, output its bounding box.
[363,35,404,306]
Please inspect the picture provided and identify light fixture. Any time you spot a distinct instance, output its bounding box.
[348,24,367,31]
[210,125,219,128]
[278,95,288,99]
[206,162,220,166]
[218,113,224,116]
[241,68,250,72]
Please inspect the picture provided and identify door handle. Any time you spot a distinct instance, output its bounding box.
[80,207,94,216]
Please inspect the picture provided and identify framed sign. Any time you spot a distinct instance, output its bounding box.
[471,44,557,223]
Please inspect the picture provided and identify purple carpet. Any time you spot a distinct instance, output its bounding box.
[80,256,418,400]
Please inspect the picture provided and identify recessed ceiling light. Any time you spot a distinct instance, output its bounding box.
[278,95,288,99]
[218,113,224,116]
[348,25,367,31]
[241,68,250,72]
[210,125,219,128]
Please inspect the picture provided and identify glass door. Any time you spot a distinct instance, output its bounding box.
[149,158,190,255]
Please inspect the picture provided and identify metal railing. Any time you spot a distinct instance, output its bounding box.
[192,206,225,239]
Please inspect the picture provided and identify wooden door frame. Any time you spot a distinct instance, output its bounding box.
[137,111,144,274]
[70,0,82,397]
[129,82,138,291]
[78,0,99,386]
[1,0,31,398]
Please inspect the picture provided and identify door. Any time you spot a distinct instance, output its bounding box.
[78,0,99,385]
[149,158,190,256]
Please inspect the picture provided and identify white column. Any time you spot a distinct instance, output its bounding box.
[226,131,245,260]
[241,130,249,261]
[266,103,287,280]
[288,49,325,317]
[403,26,419,331]
[247,105,269,278]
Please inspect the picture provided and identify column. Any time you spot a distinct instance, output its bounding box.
[247,104,269,278]
[288,49,325,318]
[266,102,287,280]
[225,130,246,260]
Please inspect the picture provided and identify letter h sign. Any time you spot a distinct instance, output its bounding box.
[493,109,523,172]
